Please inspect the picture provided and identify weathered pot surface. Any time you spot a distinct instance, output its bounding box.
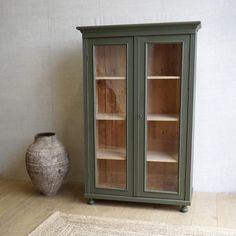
[25,132,70,196]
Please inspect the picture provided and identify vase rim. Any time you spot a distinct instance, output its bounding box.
[35,132,56,139]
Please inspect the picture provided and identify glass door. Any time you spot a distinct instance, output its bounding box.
[137,35,190,199]
[87,37,133,196]
[146,42,181,193]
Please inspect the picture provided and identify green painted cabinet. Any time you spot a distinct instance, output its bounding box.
[77,22,201,212]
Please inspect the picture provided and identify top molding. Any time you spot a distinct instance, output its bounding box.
[77,21,201,38]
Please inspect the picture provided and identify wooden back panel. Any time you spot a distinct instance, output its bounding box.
[95,45,126,77]
[147,43,182,76]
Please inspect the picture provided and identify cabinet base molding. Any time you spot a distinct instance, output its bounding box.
[85,193,191,207]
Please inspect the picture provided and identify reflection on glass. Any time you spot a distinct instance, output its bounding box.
[146,43,182,192]
[95,45,127,189]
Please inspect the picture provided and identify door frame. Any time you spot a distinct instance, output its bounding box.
[86,37,134,196]
[135,35,190,200]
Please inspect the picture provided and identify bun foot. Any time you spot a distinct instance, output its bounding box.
[179,205,188,213]
[88,198,95,205]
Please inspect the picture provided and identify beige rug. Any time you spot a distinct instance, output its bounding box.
[29,211,236,236]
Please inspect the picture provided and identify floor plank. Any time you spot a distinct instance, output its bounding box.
[0,179,235,235]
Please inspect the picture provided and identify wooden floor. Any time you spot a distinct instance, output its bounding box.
[0,179,236,235]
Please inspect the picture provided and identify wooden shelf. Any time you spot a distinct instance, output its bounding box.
[148,76,180,80]
[96,149,177,163]
[96,148,125,161]
[147,114,179,121]
[96,113,125,120]
[96,182,126,189]
[147,151,178,163]
[96,76,125,80]
[96,113,178,121]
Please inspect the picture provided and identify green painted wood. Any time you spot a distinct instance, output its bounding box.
[133,36,139,197]
[82,38,90,194]
[87,37,134,197]
[185,33,197,202]
[77,21,201,38]
[136,35,190,200]
[84,193,191,206]
[78,21,200,208]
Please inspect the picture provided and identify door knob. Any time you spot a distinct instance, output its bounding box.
[138,113,143,119]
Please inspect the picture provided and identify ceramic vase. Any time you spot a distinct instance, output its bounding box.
[25,132,70,196]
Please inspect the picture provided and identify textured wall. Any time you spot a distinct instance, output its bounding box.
[0,0,236,192]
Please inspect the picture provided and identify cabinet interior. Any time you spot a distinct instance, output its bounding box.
[95,45,127,189]
[147,43,181,76]
[94,43,182,192]
[146,43,181,192]
[95,45,126,77]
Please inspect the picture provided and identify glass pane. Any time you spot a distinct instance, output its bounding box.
[146,43,182,192]
[94,45,127,189]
